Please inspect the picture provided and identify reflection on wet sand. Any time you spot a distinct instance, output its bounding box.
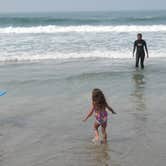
[85,143,113,166]
[130,70,148,138]
[131,70,146,111]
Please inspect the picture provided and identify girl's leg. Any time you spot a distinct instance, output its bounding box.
[101,123,107,144]
[94,121,100,141]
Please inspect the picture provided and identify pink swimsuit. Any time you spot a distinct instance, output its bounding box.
[94,109,108,125]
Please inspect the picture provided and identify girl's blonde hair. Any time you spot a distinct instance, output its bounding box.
[92,88,107,108]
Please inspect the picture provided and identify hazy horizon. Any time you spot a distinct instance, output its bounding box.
[0,0,166,13]
[0,9,166,14]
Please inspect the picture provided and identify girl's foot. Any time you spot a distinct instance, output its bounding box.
[92,137,100,144]
[101,139,107,144]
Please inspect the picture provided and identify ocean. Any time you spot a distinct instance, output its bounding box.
[0,11,166,166]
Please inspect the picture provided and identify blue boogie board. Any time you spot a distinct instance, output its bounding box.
[0,91,7,96]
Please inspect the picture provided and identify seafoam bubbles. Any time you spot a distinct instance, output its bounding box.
[0,51,165,62]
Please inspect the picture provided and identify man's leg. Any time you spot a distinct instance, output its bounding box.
[141,54,145,69]
[136,54,140,68]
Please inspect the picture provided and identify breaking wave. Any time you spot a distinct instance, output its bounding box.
[1,25,166,34]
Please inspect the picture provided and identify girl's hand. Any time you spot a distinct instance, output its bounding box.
[83,107,94,122]
[83,118,87,122]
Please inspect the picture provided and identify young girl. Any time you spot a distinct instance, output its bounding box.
[83,88,116,144]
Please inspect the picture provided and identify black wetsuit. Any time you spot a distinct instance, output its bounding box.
[134,39,148,68]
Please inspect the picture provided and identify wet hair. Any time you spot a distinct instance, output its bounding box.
[137,33,142,38]
[92,88,107,108]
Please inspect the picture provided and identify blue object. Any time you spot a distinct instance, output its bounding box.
[0,91,7,96]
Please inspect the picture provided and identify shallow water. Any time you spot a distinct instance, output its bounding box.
[0,58,166,166]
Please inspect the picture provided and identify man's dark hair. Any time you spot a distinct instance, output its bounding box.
[137,33,142,38]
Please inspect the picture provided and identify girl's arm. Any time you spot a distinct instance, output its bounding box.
[83,106,94,122]
[106,103,117,114]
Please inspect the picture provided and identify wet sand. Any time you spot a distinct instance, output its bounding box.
[0,58,166,166]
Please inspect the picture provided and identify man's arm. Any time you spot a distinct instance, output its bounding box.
[144,41,149,58]
[133,41,137,57]
[83,106,94,122]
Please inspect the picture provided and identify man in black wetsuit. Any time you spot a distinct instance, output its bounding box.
[133,33,149,69]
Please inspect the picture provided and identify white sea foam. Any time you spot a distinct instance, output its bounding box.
[0,25,166,34]
[0,51,165,62]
